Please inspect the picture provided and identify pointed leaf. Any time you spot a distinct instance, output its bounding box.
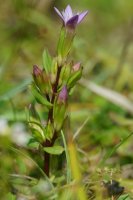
[30,84,53,108]
[42,50,52,74]
[27,138,39,148]
[43,146,64,155]
[117,194,131,200]
[67,68,82,89]
[29,104,41,122]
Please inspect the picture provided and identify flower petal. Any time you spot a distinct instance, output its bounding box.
[78,11,88,23]
[62,10,68,24]
[66,15,78,29]
[65,5,73,18]
[54,7,64,20]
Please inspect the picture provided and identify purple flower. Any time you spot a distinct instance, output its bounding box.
[58,86,68,103]
[54,5,88,29]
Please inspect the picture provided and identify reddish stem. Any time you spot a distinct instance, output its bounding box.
[43,66,62,176]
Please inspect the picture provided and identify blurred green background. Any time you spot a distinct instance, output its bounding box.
[0,0,133,199]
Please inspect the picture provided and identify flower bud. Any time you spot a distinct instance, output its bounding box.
[33,65,42,78]
[33,65,43,86]
[32,65,51,94]
[58,86,68,104]
[72,62,81,72]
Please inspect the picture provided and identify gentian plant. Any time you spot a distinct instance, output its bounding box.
[29,5,88,177]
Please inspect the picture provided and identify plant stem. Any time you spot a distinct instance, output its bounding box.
[43,132,57,176]
[44,150,50,176]
[43,66,62,176]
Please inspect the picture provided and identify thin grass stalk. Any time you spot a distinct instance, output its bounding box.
[68,140,87,200]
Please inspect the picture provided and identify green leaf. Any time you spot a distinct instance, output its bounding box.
[6,193,16,200]
[30,84,53,108]
[60,64,71,84]
[117,194,131,200]
[29,103,41,122]
[9,146,54,189]
[30,127,45,143]
[42,50,52,74]
[43,146,64,155]
[67,68,82,89]
[27,138,39,148]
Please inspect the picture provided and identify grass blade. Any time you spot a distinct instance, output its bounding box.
[100,131,133,166]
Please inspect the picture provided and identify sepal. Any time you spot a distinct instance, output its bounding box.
[42,50,53,75]
[30,84,53,108]
[57,27,75,58]
[53,100,67,131]
[44,122,54,141]
[29,122,45,143]
[67,66,83,89]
